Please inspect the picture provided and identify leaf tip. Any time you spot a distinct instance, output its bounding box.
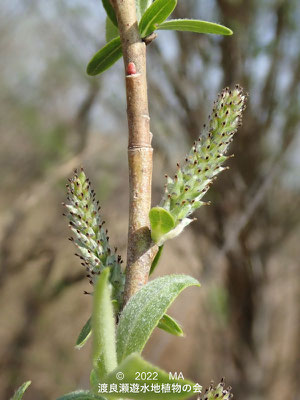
[86,63,97,77]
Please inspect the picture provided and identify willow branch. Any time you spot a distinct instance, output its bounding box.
[110,0,158,305]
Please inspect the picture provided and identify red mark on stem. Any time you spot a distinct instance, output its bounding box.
[127,62,136,75]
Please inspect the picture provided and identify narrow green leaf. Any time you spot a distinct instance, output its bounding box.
[154,218,193,246]
[90,368,101,396]
[117,274,200,362]
[75,309,120,351]
[106,16,119,43]
[92,268,117,378]
[158,314,184,337]
[101,0,118,27]
[149,207,175,244]
[157,19,233,36]
[149,244,164,275]
[103,353,199,399]
[75,317,91,349]
[136,0,153,21]
[57,391,105,400]
[139,0,177,38]
[11,381,31,400]
[86,37,122,76]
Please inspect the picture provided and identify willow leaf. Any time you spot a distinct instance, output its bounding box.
[87,37,122,76]
[157,19,233,35]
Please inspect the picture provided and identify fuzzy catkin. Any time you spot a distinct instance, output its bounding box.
[161,85,246,225]
[199,379,233,400]
[63,168,124,306]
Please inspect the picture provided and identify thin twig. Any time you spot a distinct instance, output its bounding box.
[110,0,158,305]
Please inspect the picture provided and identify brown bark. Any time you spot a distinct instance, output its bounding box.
[110,0,158,304]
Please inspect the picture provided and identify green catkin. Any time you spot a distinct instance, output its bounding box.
[199,379,233,400]
[160,85,246,227]
[63,168,125,308]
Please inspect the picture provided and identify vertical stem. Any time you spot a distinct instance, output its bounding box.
[110,0,158,305]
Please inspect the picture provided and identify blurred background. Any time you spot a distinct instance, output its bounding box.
[0,0,299,399]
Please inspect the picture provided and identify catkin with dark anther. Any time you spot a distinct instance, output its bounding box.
[64,168,125,307]
[199,379,233,400]
[161,85,246,226]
